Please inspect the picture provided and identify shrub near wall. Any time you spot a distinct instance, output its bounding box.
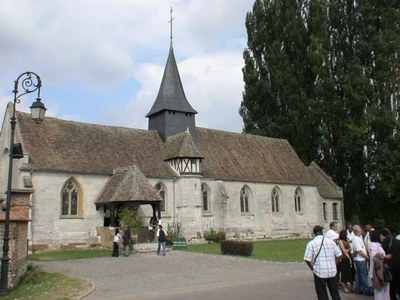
[204,228,226,243]
[220,240,253,257]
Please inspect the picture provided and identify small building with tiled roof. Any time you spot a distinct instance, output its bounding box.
[0,39,343,249]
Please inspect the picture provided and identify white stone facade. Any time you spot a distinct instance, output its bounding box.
[2,167,343,247]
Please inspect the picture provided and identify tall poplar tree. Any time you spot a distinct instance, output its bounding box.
[241,0,400,229]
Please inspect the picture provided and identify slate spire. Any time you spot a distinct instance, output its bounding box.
[146,41,197,117]
[146,11,197,142]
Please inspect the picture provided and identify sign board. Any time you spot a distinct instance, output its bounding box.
[173,237,187,250]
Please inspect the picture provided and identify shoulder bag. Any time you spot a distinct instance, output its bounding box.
[314,237,325,264]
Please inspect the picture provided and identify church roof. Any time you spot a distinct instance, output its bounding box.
[195,128,315,185]
[95,166,161,204]
[17,111,318,186]
[146,42,197,117]
[163,130,203,160]
[307,162,343,199]
[16,112,175,178]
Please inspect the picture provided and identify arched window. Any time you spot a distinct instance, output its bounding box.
[202,183,210,212]
[240,185,251,213]
[294,187,304,213]
[61,178,82,216]
[271,186,281,213]
[155,182,166,211]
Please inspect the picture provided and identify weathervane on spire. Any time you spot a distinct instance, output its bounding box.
[169,7,174,40]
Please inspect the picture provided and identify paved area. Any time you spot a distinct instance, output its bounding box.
[33,251,372,300]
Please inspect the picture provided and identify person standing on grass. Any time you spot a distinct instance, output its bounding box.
[156,224,167,256]
[304,225,342,300]
[112,228,122,257]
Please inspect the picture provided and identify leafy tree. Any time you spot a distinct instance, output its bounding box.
[241,0,400,229]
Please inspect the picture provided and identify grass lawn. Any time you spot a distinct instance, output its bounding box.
[188,239,310,262]
[3,265,91,300]
[28,248,111,261]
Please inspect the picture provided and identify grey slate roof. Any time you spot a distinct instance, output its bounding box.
[95,166,162,204]
[163,130,203,160]
[17,112,328,187]
[195,127,315,185]
[308,162,343,199]
[17,112,175,178]
[146,42,197,117]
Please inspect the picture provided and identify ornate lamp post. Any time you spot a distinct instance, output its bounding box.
[0,72,46,295]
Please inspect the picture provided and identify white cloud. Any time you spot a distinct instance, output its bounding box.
[0,0,253,133]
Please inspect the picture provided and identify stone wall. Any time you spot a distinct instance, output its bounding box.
[28,172,107,249]
[139,177,341,241]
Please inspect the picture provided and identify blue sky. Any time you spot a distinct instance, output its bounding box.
[0,0,254,133]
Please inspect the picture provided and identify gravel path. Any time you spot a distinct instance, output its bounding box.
[33,251,371,300]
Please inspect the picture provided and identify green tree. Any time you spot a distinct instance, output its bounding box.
[241,0,400,229]
[118,208,143,235]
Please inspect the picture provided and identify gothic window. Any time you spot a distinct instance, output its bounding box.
[332,203,338,220]
[271,186,281,212]
[202,183,210,212]
[61,178,81,216]
[323,202,327,221]
[240,185,251,213]
[155,183,166,211]
[294,187,304,213]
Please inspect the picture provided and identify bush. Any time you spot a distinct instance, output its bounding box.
[204,228,226,243]
[166,222,182,245]
[220,240,253,257]
[118,208,143,241]
[19,263,41,284]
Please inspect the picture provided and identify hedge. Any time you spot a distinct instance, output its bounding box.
[220,240,253,257]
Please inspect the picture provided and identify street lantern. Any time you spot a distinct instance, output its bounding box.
[0,71,46,295]
[30,98,47,124]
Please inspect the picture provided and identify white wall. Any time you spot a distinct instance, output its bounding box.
[29,171,108,247]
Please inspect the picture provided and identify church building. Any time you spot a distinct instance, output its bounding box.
[0,38,343,250]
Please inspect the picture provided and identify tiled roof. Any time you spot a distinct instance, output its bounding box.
[163,130,203,160]
[195,127,316,185]
[95,166,161,204]
[17,112,175,177]
[308,162,343,199]
[17,111,333,188]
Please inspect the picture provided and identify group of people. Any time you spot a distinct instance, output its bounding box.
[112,226,131,257]
[304,221,400,300]
[111,218,168,257]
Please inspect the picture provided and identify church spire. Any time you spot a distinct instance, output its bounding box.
[145,42,197,117]
[146,7,196,118]
[146,9,197,142]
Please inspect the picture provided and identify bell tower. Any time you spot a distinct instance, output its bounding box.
[146,9,197,142]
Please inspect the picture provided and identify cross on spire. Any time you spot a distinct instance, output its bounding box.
[169,7,174,40]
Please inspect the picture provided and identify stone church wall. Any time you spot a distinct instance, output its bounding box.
[2,167,342,248]
[138,177,342,241]
[28,171,107,250]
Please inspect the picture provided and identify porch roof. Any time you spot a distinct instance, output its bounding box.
[95,165,161,204]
